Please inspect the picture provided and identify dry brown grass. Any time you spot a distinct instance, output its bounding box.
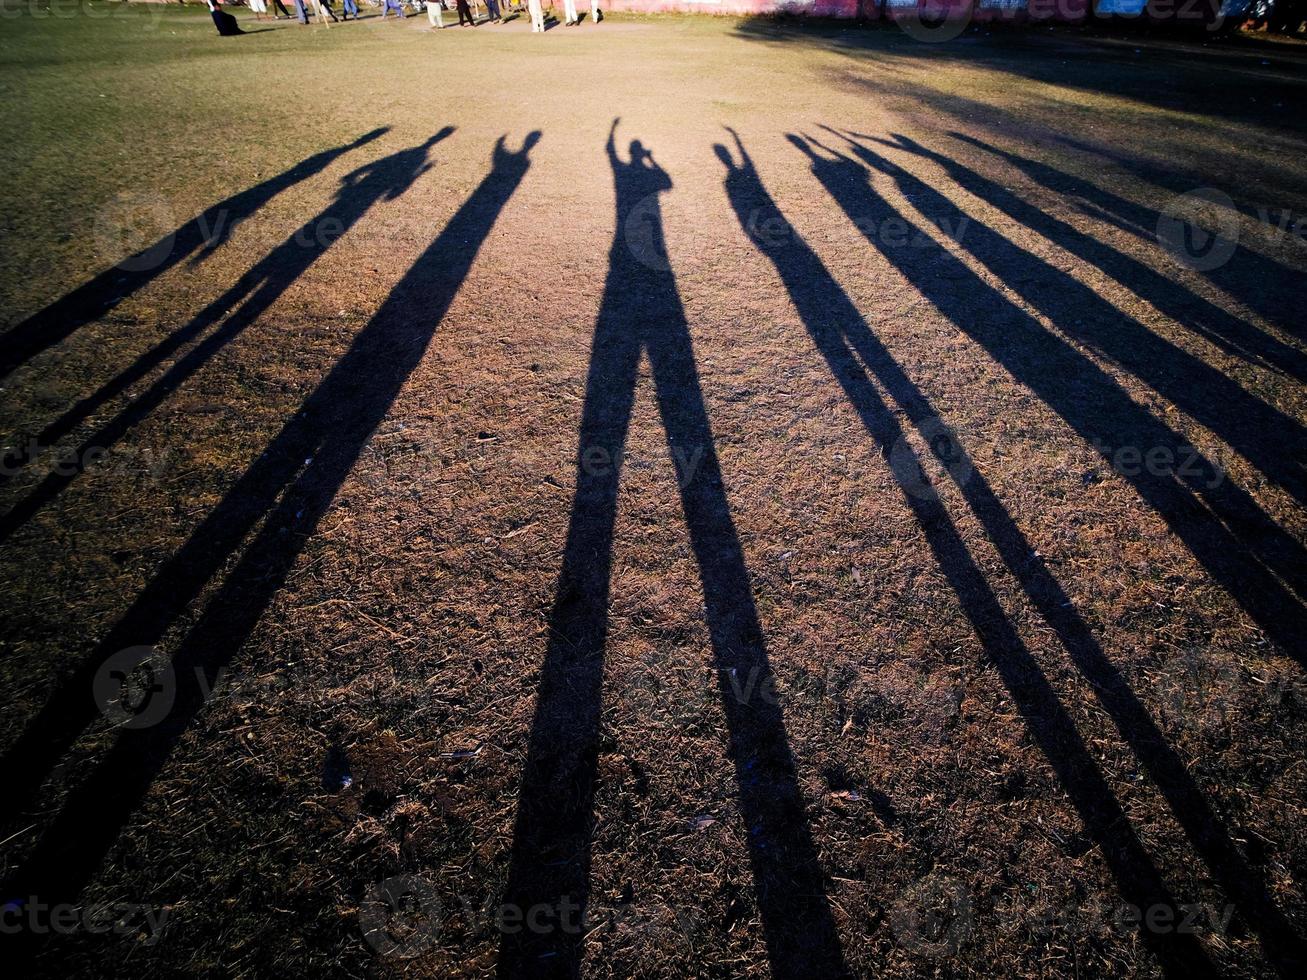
[1,6,1305,978]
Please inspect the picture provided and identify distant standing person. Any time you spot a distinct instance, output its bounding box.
[292,0,309,21]
[590,0,599,21]
[425,0,443,26]
[381,0,406,16]
[562,0,576,24]
[248,0,267,19]
[455,0,474,24]
[485,0,501,21]
[316,0,340,20]
[269,0,292,17]
[341,0,358,18]
[527,0,543,31]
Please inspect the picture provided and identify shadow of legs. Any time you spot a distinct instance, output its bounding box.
[833,128,1307,509]
[0,135,539,951]
[0,129,387,380]
[720,132,1303,976]
[0,130,458,821]
[719,133,1216,976]
[789,132,1307,663]
[0,130,455,543]
[941,133,1307,382]
[499,123,847,980]
[940,127,1305,341]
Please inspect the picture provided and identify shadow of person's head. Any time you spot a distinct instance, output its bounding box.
[492,130,542,168]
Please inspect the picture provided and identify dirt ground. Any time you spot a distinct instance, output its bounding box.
[1,5,1306,977]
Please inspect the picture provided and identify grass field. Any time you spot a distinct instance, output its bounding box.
[1,4,1306,977]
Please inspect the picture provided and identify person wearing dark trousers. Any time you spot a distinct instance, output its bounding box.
[341,0,357,16]
[485,0,501,20]
[270,0,292,16]
[455,0,475,23]
[205,0,243,34]
[317,0,339,20]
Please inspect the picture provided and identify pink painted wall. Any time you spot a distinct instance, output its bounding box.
[596,0,1091,21]
[596,0,859,15]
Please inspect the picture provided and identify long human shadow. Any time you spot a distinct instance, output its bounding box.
[1050,133,1307,234]
[841,80,1307,337]
[0,128,387,380]
[717,132,1304,977]
[498,121,847,980]
[874,133,1307,384]
[789,131,1307,662]
[737,21,1307,141]
[0,129,456,544]
[837,130,1307,509]
[1,126,449,477]
[947,131,1307,343]
[0,135,540,923]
